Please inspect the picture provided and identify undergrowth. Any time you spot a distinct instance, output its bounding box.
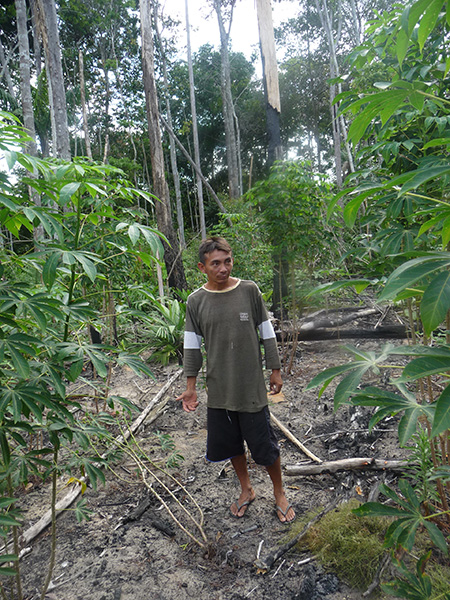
[295,499,388,589]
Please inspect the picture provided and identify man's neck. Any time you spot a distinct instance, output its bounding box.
[204,276,239,291]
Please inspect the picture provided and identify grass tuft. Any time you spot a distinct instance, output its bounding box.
[295,498,388,589]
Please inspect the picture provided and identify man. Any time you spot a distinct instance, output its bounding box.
[176,237,295,523]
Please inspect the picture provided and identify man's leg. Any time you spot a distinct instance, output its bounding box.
[230,454,256,517]
[266,457,296,523]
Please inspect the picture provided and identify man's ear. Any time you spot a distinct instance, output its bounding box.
[198,261,206,274]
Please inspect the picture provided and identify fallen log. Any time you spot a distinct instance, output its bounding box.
[285,457,406,476]
[277,324,407,342]
[299,307,378,331]
[270,414,322,464]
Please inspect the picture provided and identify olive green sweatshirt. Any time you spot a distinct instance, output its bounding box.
[183,279,280,412]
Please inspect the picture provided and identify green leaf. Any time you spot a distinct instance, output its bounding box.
[128,224,140,246]
[59,182,81,206]
[398,407,422,445]
[76,254,97,283]
[418,0,445,50]
[42,252,60,290]
[420,270,450,335]
[379,255,450,301]
[395,28,410,66]
[431,384,450,437]
[400,355,450,381]
[334,366,369,409]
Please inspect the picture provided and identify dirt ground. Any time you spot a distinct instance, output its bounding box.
[16,336,411,600]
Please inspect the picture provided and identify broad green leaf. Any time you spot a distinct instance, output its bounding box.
[8,346,30,379]
[422,137,450,149]
[431,384,450,437]
[76,254,97,283]
[418,0,445,50]
[334,366,369,409]
[42,252,60,290]
[306,363,358,391]
[59,182,81,206]
[128,224,140,246]
[400,355,450,381]
[423,519,448,554]
[400,165,450,195]
[353,502,404,518]
[421,270,450,335]
[379,256,450,301]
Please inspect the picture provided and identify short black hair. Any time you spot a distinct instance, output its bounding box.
[198,236,232,264]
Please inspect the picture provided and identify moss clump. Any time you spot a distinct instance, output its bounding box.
[298,499,388,589]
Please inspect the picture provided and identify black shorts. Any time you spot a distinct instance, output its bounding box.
[206,406,280,466]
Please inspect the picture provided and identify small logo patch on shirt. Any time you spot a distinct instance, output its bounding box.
[240,312,249,321]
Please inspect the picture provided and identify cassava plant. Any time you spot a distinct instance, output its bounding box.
[0,112,165,599]
[308,2,450,596]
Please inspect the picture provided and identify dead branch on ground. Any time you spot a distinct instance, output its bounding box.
[270,414,322,463]
[285,457,406,476]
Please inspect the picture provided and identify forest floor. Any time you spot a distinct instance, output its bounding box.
[16,324,412,600]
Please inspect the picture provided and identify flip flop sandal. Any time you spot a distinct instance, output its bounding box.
[276,503,296,523]
[230,498,254,518]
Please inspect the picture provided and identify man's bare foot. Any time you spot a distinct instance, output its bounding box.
[275,493,295,523]
[230,488,256,518]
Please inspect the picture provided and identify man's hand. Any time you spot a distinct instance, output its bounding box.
[176,389,199,412]
[269,369,283,394]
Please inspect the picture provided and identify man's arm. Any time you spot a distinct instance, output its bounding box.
[176,376,199,412]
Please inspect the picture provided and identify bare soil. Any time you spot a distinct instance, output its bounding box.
[16,336,410,600]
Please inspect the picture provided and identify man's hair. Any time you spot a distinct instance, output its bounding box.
[198,236,232,264]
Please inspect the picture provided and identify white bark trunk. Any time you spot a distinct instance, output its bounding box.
[36,0,71,161]
[185,0,206,238]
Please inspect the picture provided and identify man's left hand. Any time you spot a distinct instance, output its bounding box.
[269,369,283,394]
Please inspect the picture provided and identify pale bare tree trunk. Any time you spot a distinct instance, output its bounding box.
[314,0,354,186]
[15,0,44,243]
[0,38,16,100]
[255,0,282,167]
[78,48,93,160]
[213,0,240,198]
[185,0,206,239]
[153,1,185,248]
[15,0,37,156]
[36,0,71,160]
[30,0,42,78]
[139,0,186,291]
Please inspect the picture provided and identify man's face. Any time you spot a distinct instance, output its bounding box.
[198,250,233,288]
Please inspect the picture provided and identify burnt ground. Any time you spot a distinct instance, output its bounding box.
[15,335,412,600]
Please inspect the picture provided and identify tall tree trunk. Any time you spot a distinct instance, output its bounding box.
[314,0,354,187]
[139,0,186,291]
[255,0,285,316]
[29,0,42,78]
[185,0,206,239]
[0,38,16,101]
[213,0,240,199]
[78,48,92,160]
[15,0,42,244]
[256,0,282,167]
[36,0,71,160]
[15,0,37,156]
[153,1,185,248]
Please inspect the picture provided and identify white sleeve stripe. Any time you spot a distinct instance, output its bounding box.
[258,320,276,339]
[184,331,202,349]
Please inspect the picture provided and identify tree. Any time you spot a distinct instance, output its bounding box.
[15,0,37,156]
[185,0,206,237]
[213,0,241,198]
[256,0,282,168]
[139,0,186,291]
[36,0,71,160]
